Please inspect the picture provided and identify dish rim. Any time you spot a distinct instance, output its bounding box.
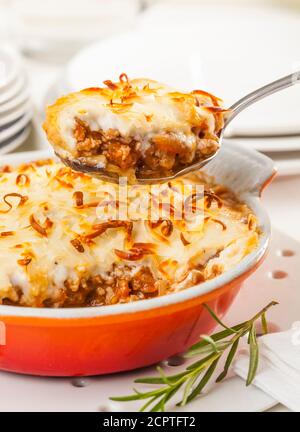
[0,146,274,319]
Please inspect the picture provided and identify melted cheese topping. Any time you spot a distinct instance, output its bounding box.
[43,76,225,160]
[0,159,258,307]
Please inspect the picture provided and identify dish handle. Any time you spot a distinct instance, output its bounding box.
[205,140,277,197]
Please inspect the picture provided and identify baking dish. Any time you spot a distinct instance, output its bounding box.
[0,140,275,376]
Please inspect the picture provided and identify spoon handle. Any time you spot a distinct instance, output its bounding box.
[225,71,300,127]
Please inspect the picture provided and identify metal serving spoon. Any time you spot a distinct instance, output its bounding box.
[64,71,300,184]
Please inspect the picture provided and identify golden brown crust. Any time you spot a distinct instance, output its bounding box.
[0,158,258,308]
[43,75,227,178]
[43,93,77,153]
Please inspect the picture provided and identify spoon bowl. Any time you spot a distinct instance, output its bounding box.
[56,148,220,184]
[57,71,300,184]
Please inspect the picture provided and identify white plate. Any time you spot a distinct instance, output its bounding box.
[228,136,300,153]
[0,88,29,114]
[60,4,300,152]
[0,100,31,127]
[222,138,300,176]
[0,124,31,155]
[0,110,32,143]
[0,46,19,91]
[0,73,26,104]
[265,152,300,177]
[140,4,300,137]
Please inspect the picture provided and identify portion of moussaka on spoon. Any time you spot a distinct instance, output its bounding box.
[43,75,226,181]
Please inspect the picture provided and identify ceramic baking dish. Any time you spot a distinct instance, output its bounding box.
[0,140,275,376]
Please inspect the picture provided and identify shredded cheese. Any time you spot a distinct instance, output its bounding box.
[0,159,258,307]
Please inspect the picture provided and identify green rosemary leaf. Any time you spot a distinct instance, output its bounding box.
[246,324,259,386]
[180,374,199,407]
[110,386,166,402]
[185,340,231,358]
[186,351,220,371]
[157,366,172,385]
[216,338,240,382]
[247,328,251,344]
[261,312,268,335]
[164,382,185,408]
[110,300,278,412]
[149,396,166,412]
[203,304,239,333]
[199,334,220,353]
[185,322,246,357]
[110,394,143,402]
[148,382,184,412]
[186,357,220,403]
[140,396,159,412]
[251,301,278,322]
[135,370,187,385]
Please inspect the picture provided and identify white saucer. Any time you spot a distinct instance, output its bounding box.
[228,136,300,153]
[0,47,19,92]
[0,89,29,114]
[0,110,32,143]
[0,100,31,127]
[0,73,26,104]
[0,124,31,155]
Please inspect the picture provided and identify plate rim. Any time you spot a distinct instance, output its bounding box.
[0,47,19,92]
[0,73,26,105]
[0,88,29,114]
[0,100,31,127]
[0,124,31,155]
[0,110,32,142]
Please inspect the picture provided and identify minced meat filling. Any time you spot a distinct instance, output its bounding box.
[73,118,219,176]
[74,118,140,170]
[2,266,169,308]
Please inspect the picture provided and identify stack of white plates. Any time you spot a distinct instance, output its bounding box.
[0,46,31,154]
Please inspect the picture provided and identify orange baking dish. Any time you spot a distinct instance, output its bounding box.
[0,141,275,376]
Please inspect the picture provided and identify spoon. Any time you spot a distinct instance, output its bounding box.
[62,71,300,184]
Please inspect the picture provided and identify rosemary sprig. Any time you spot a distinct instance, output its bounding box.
[110,300,278,412]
